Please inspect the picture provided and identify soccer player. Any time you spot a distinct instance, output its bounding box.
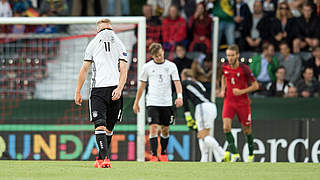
[75,18,127,168]
[181,69,225,162]
[133,43,183,162]
[220,45,259,162]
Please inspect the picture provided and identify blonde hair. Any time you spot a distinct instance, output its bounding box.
[149,43,163,56]
[97,18,111,26]
[276,2,293,20]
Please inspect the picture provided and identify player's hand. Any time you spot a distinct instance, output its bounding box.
[219,90,225,98]
[74,92,82,106]
[175,98,183,108]
[112,87,122,101]
[232,88,243,96]
[133,102,140,114]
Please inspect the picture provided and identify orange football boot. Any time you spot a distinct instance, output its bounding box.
[159,154,169,162]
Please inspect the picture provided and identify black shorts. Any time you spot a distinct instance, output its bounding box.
[147,106,175,126]
[89,86,123,131]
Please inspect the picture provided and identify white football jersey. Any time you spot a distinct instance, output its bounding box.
[140,60,180,106]
[84,28,127,88]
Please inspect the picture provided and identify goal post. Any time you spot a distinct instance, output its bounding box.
[0,17,146,161]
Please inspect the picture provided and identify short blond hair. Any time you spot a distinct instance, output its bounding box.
[149,43,163,56]
[97,18,111,26]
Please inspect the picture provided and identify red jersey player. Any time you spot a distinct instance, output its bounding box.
[220,45,259,162]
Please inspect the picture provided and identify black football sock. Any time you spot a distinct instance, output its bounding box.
[149,135,158,157]
[106,131,113,159]
[160,134,169,155]
[95,130,107,159]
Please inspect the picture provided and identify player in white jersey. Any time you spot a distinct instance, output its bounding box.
[133,43,183,162]
[181,69,224,162]
[75,18,127,168]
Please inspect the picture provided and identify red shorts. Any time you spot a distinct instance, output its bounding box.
[222,101,252,126]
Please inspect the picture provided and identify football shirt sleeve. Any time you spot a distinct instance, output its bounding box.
[171,63,180,81]
[114,34,128,62]
[140,65,148,82]
[84,43,93,61]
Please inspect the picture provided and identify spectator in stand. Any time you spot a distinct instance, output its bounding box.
[0,0,12,17]
[292,3,320,53]
[305,46,320,81]
[233,0,252,48]
[285,86,298,97]
[0,0,12,33]
[241,0,264,51]
[188,2,212,54]
[262,0,276,16]
[273,2,296,46]
[143,4,162,49]
[35,13,57,34]
[161,5,187,52]
[288,0,304,17]
[266,66,294,97]
[172,0,196,22]
[39,0,69,16]
[147,0,172,18]
[13,0,33,16]
[12,11,25,33]
[295,67,320,97]
[210,0,235,46]
[250,42,278,91]
[104,0,130,16]
[173,44,194,76]
[278,42,302,83]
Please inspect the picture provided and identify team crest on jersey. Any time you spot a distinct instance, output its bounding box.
[237,72,240,77]
[123,52,127,56]
[224,71,229,74]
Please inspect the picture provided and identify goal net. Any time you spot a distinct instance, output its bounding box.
[0,17,146,161]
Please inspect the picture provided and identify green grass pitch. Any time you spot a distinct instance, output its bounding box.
[0,161,319,180]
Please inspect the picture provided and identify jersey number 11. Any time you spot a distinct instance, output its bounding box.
[104,41,111,52]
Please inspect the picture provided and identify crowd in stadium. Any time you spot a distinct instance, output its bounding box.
[0,0,320,98]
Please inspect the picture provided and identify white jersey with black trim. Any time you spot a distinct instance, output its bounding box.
[140,60,180,106]
[84,28,127,88]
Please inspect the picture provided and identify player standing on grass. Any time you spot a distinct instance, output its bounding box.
[180,69,225,162]
[133,43,183,162]
[220,45,259,162]
[75,18,127,168]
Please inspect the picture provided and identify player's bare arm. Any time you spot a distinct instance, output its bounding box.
[133,81,147,114]
[174,80,183,107]
[112,60,127,101]
[220,75,226,98]
[75,61,92,106]
[232,80,259,96]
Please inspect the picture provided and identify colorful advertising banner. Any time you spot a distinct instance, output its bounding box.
[0,119,319,162]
